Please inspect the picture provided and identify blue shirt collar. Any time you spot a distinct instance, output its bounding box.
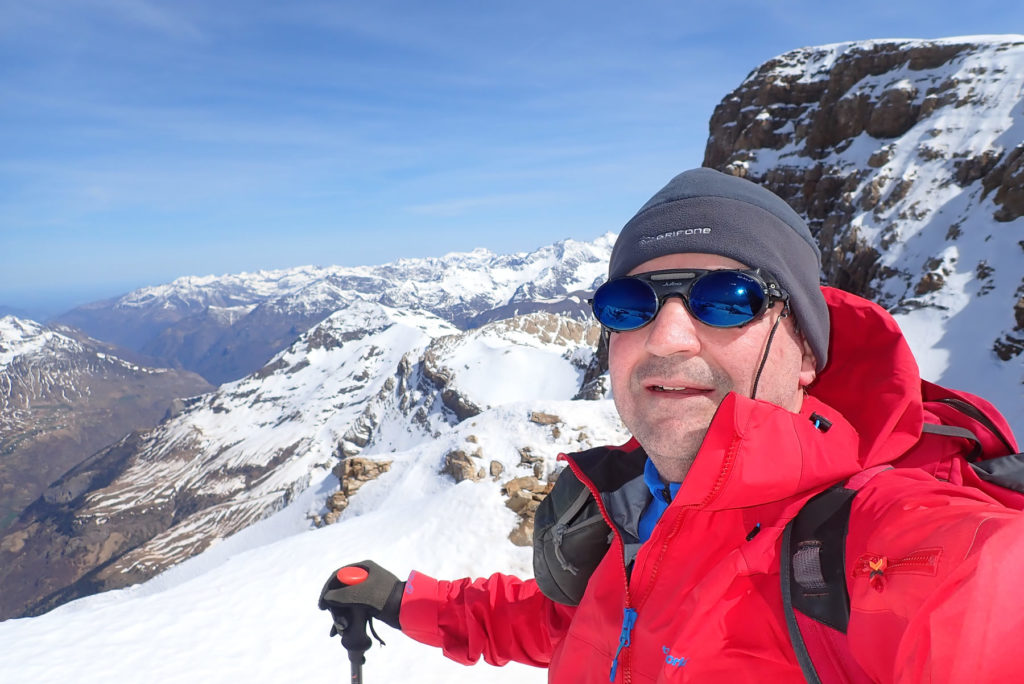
[643,457,681,503]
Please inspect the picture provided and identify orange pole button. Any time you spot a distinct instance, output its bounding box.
[337,566,370,585]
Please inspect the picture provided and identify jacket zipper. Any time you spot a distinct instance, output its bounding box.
[564,456,635,683]
[633,434,741,611]
[853,549,941,591]
[563,435,741,681]
[609,607,638,682]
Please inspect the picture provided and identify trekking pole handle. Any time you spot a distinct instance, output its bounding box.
[335,567,373,684]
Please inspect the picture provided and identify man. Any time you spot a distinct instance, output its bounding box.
[319,168,1024,682]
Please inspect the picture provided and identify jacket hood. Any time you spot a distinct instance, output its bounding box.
[811,287,924,466]
[671,286,924,511]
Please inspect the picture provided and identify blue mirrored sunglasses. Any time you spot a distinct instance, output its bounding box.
[590,268,788,332]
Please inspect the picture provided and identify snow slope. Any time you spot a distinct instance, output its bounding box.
[0,398,629,683]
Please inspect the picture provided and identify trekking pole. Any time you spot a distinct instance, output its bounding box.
[334,566,374,684]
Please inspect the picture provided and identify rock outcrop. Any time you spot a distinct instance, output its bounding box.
[441,448,486,483]
[503,474,556,547]
[316,457,393,525]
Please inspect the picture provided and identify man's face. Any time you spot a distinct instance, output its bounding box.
[607,253,817,483]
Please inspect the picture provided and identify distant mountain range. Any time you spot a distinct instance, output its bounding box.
[2,35,1022,623]
[1,236,615,619]
[55,237,613,385]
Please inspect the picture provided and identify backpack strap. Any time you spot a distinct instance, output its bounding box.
[782,466,890,684]
[921,422,983,460]
[930,422,1024,494]
[928,395,1016,456]
[970,453,1024,494]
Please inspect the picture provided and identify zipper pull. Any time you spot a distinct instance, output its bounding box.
[609,607,637,682]
[552,524,580,575]
[868,556,888,592]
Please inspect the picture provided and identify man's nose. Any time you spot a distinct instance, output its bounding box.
[644,296,701,356]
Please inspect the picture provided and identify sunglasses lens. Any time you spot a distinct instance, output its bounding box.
[689,271,766,327]
[592,277,658,331]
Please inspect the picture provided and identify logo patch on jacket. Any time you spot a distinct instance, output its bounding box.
[662,646,688,668]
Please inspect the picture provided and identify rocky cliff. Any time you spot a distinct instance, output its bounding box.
[704,36,1024,422]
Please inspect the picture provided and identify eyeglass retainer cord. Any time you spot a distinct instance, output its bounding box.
[750,301,791,401]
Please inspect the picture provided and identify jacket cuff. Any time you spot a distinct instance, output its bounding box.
[398,570,444,647]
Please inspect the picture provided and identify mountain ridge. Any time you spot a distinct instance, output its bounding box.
[55,235,615,385]
[0,301,605,619]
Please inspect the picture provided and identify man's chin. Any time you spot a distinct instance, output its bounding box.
[633,426,708,477]
[644,450,700,484]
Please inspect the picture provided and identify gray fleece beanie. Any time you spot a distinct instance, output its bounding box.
[608,167,830,371]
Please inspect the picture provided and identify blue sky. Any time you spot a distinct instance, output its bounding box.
[2,1,1023,317]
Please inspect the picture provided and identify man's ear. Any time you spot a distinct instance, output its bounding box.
[798,336,817,388]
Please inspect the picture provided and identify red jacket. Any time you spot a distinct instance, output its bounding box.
[399,288,1024,682]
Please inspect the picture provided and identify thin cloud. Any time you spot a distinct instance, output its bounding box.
[405,192,553,218]
[0,0,207,42]
[90,0,207,41]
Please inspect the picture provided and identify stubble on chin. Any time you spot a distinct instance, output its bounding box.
[632,424,707,483]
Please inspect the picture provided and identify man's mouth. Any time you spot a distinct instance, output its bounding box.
[648,384,711,394]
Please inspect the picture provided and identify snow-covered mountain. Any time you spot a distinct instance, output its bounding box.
[0,300,608,619]
[0,391,628,683]
[0,316,212,530]
[704,35,1024,427]
[55,237,613,384]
